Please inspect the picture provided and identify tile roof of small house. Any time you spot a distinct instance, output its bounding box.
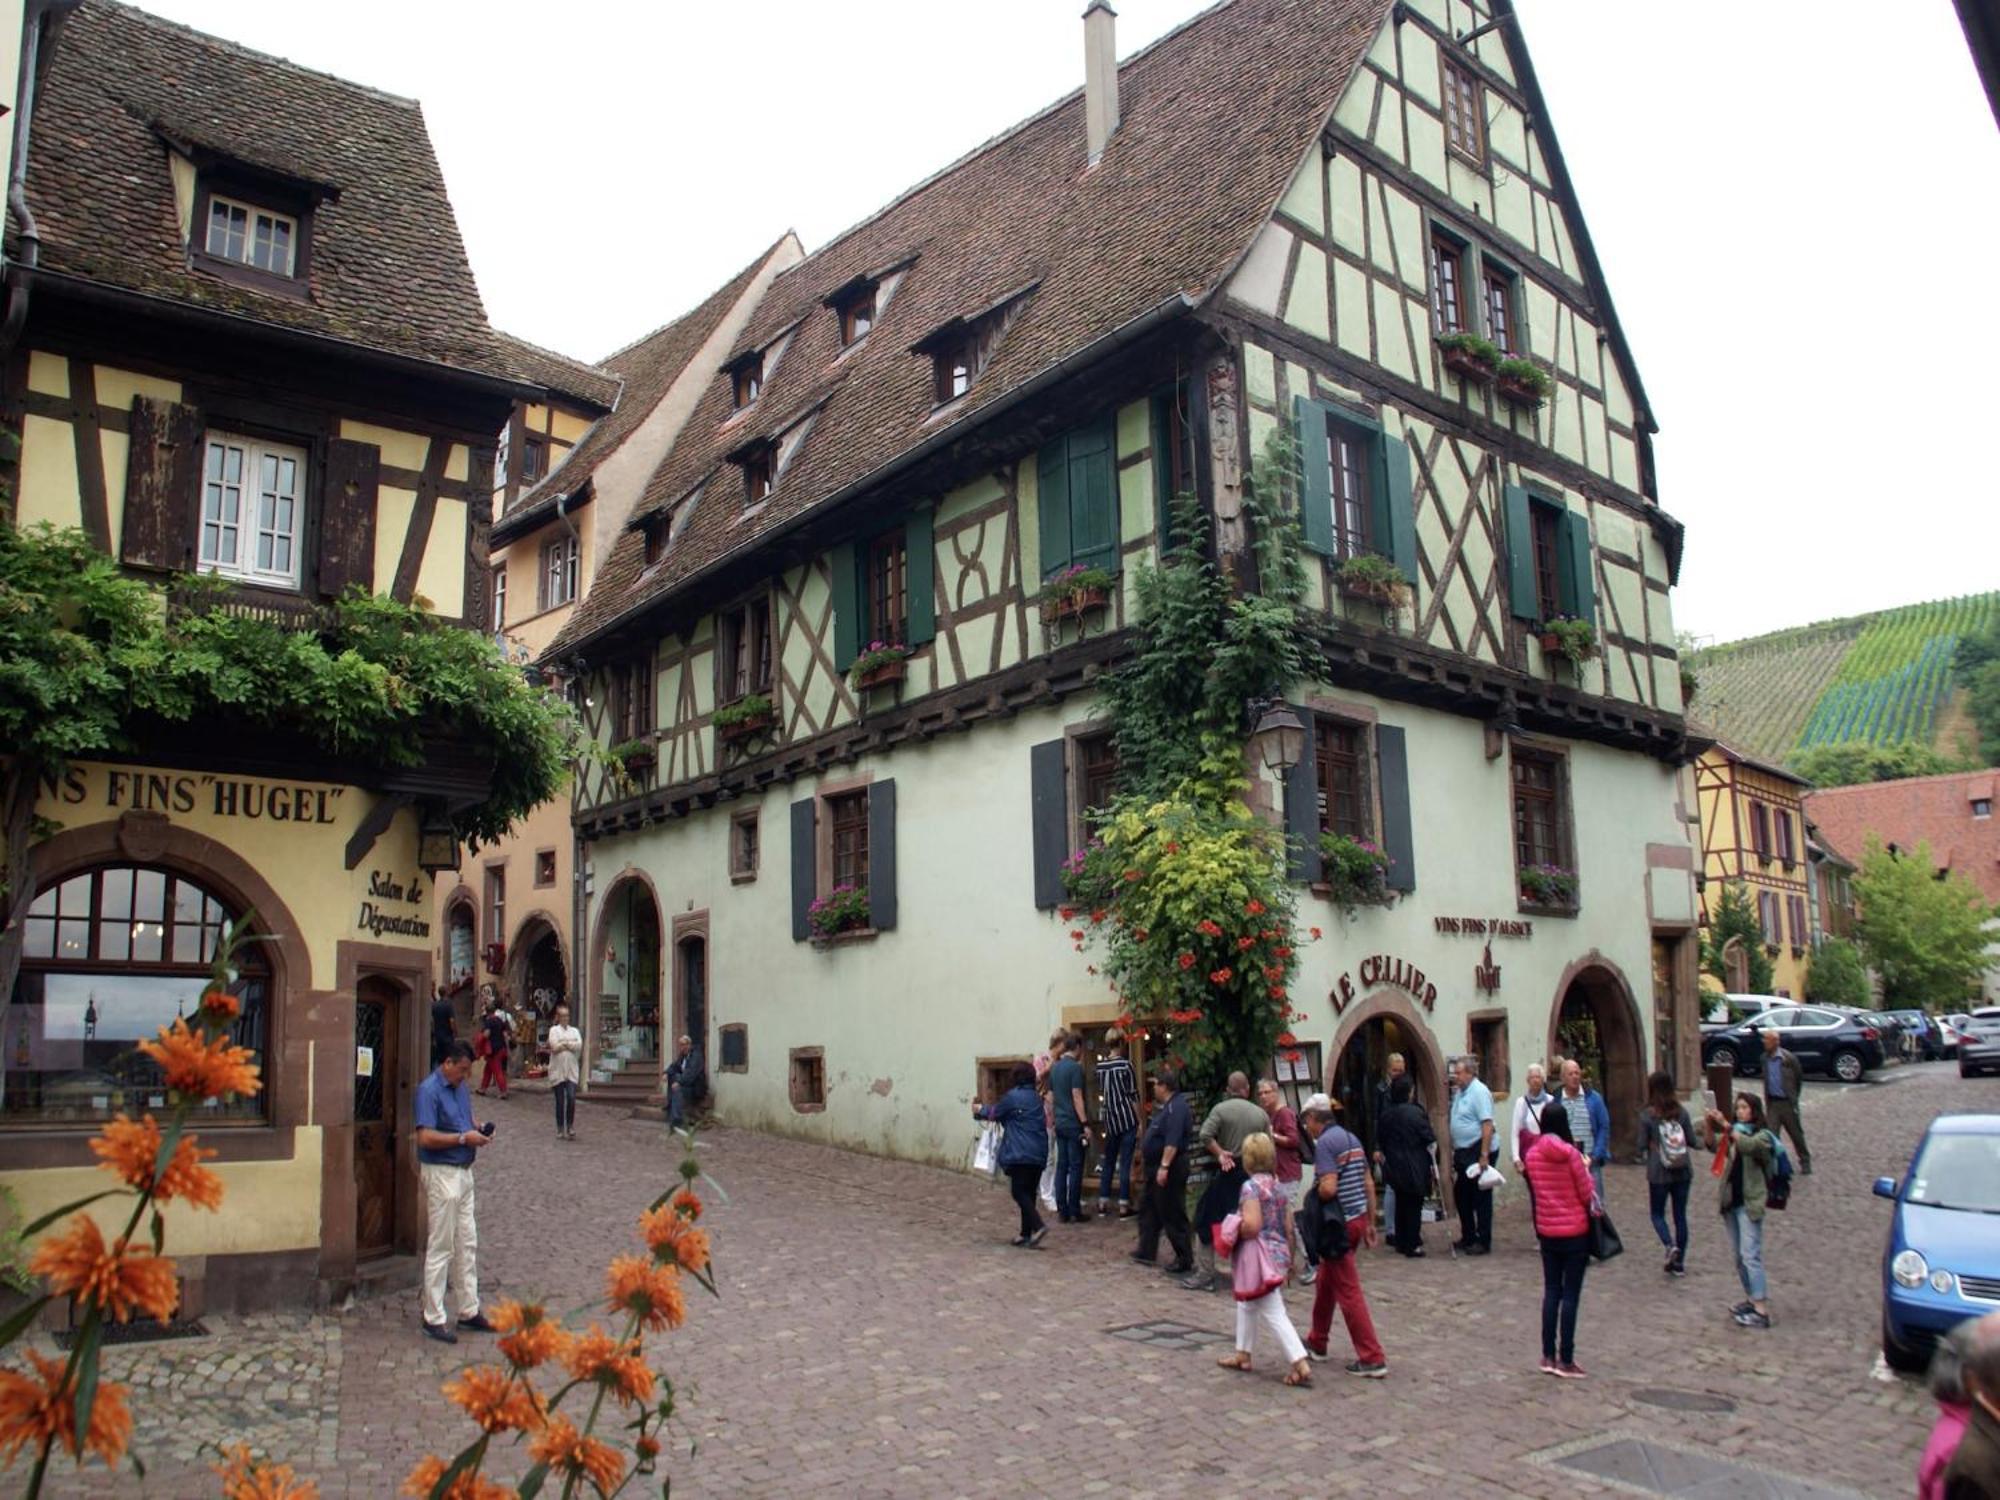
[487,331,621,414]
[551,0,1389,656]
[491,242,788,546]
[1805,769,2000,903]
[18,0,526,385]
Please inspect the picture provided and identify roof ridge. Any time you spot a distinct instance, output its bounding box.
[489,326,615,380]
[94,0,421,109]
[595,232,796,365]
[771,0,1240,278]
[1808,767,1997,795]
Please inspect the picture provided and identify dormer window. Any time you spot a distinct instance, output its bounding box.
[911,283,1034,408]
[730,353,764,410]
[206,195,296,276]
[740,443,775,503]
[187,165,319,293]
[642,514,667,566]
[934,332,979,404]
[836,284,876,346]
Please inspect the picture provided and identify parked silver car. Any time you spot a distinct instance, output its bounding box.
[1959,1008,2000,1079]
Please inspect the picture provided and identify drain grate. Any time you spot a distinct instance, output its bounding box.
[1629,1386,1737,1414]
[54,1318,208,1349]
[1552,1437,1867,1499]
[1105,1318,1232,1349]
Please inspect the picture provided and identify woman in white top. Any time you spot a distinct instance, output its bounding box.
[1510,1063,1553,1169]
[546,1002,584,1141]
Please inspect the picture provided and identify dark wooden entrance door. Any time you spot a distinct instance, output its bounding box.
[354,981,400,1259]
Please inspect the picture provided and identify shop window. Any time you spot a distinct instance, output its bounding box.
[534,849,557,889]
[1468,1014,1510,1095]
[719,1023,748,1073]
[446,901,476,989]
[789,1047,825,1112]
[8,866,270,1127]
[730,810,760,883]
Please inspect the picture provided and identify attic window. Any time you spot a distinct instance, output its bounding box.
[643,515,667,566]
[739,443,775,504]
[189,170,316,293]
[836,284,876,346]
[206,195,296,276]
[912,284,1033,407]
[730,354,763,410]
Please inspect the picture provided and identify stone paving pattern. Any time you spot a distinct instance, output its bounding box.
[21,1062,1998,1498]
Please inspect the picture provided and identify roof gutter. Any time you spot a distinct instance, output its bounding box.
[556,290,1194,665]
[0,0,83,361]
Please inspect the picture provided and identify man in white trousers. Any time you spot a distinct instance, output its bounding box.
[413,1039,495,1343]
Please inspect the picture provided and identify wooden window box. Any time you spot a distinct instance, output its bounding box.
[617,747,656,774]
[1440,346,1496,384]
[1310,881,1396,910]
[1042,585,1109,622]
[1336,576,1408,610]
[1518,897,1579,919]
[809,926,878,950]
[716,707,777,745]
[854,659,907,692]
[1496,374,1547,409]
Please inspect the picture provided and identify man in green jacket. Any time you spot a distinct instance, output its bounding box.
[1759,1028,1811,1175]
[1182,1071,1271,1292]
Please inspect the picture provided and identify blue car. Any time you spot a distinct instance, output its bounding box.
[1873,1112,2000,1372]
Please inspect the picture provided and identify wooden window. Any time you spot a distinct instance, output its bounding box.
[741,445,774,504]
[611,656,654,744]
[1075,732,1120,825]
[642,516,667,566]
[1530,499,1563,621]
[1429,234,1465,335]
[490,565,506,632]
[1974,798,1992,818]
[205,194,297,276]
[719,1023,748,1072]
[1749,801,1771,860]
[1511,748,1566,870]
[929,314,1003,403]
[789,1047,826,1111]
[1315,719,1370,841]
[534,849,557,888]
[730,810,760,882]
[485,864,506,950]
[539,534,579,610]
[866,532,908,646]
[1787,894,1808,950]
[838,285,876,346]
[1756,890,1779,944]
[976,1058,1033,1106]
[827,790,869,890]
[1469,1014,1510,1094]
[200,432,305,589]
[731,354,763,409]
[520,436,547,484]
[1325,415,1373,561]
[1483,267,1516,354]
[1442,59,1486,165]
[1775,810,1797,864]
[718,598,773,703]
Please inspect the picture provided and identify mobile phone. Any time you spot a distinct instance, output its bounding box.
[481,1121,497,1137]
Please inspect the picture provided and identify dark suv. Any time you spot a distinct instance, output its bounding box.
[1704,1005,1888,1083]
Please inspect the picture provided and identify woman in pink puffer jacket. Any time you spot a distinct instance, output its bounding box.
[1524,1100,1600,1380]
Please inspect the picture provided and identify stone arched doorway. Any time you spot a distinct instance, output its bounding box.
[1328,991,1448,1160]
[1550,957,1646,1145]
[508,915,567,1013]
[594,876,662,1063]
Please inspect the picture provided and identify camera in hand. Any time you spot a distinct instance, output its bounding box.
[481,1121,497,1138]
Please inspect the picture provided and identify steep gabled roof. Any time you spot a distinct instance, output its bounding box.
[1806,769,2000,903]
[487,331,620,414]
[552,0,1386,657]
[18,0,521,384]
[491,241,789,547]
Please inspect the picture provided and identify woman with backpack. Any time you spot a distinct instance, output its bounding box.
[1703,1092,1777,1329]
[1524,1099,1601,1379]
[1639,1070,1695,1276]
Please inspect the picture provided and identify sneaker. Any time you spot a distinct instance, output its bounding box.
[1733,1309,1771,1329]
[1179,1272,1218,1292]
[1663,1247,1678,1273]
[457,1312,495,1332]
[1539,1356,1560,1376]
[1096,1199,1111,1218]
[1300,1265,1319,1286]
[1304,1343,1329,1362]
[1669,1254,1687,1278]
[1345,1360,1388,1379]
[1011,1234,1032,1247]
[1554,1361,1587,1380]
[1028,1226,1049,1247]
[1730,1300,1755,1318]
[421,1321,458,1345]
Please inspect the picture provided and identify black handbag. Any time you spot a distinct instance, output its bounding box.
[1302,1183,1351,1259]
[1588,1210,1624,1262]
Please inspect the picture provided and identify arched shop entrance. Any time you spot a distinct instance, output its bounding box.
[508,915,567,1073]
[1329,994,1448,1160]
[597,878,662,1063]
[1550,958,1646,1145]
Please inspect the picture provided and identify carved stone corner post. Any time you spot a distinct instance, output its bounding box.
[1204,355,1246,580]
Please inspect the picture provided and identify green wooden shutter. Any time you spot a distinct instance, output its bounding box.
[1037,435,1073,578]
[1294,396,1334,556]
[1283,712,1322,884]
[790,798,817,941]
[830,541,859,668]
[905,507,936,645]
[1030,739,1070,910]
[1376,724,1416,893]
[1068,415,1117,573]
[1502,484,1537,621]
[1373,433,1418,583]
[1558,509,1597,626]
[868,779,898,932]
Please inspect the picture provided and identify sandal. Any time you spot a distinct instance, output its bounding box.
[1216,1353,1252,1372]
[1284,1360,1313,1387]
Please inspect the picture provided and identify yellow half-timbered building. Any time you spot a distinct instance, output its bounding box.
[1693,743,1816,998]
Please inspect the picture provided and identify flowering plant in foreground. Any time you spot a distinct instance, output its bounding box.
[0,917,277,1496]
[401,1146,715,1499]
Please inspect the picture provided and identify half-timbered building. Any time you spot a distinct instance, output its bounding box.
[0,1,583,1308]
[1693,743,1817,999]
[547,0,1700,1163]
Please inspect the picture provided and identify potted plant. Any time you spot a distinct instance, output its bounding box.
[1518,863,1578,909]
[1437,332,1500,384]
[1319,832,1393,911]
[1333,553,1411,611]
[1041,563,1115,623]
[714,692,776,744]
[606,737,655,774]
[849,641,911,691]
[1494,357,1552,408]
[1537,614,1597,666]
[807,884,870,941]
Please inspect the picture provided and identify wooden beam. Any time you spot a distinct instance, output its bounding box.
[392,437,451,603]
[344,792,415,872]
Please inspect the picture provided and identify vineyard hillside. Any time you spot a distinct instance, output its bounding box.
[1688,592,2000,767]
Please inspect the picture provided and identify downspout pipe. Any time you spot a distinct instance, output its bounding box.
[1,0,83,360]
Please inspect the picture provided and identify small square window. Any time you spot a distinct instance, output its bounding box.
[534,849,557,888]
[789,1047,826,1111]
[976,1057,1031,1106]
[1442,60,1486,165]
[730,810,760,882]
[719,1024,749,1073]
[205,193,298,276]
[521,437,547,484]
[731,355,763,409]
[1974,798,1992,819]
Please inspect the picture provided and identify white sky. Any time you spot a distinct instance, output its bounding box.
[122,0,2000,645]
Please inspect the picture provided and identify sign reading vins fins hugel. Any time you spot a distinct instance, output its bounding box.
[1329,954,1438,1015]
[358,870,431,940]
[42,765,348,822]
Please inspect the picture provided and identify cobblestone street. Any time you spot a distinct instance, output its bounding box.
[27,1063,2000,1498]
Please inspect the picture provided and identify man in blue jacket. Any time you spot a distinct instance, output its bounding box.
[1559,1058,1612,1201]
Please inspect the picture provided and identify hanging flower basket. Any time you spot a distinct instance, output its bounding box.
[849,642,911,692]
[1518,863,1579,910]
[1333,555,1411,611]
[715,694,776,745]
[1437,333,1500,385]
[607,739,655,774]
[1494,357,1551,409]
[1041,564,1116,623]
[1537,615,1598,666]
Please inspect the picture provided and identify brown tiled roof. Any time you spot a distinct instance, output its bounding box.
[1805,769,2000,903]
[1712,740,1813,790]
[20,0,518,383]
[492,242,787,545]
[488,331,620,413]
[552,0,1385,656]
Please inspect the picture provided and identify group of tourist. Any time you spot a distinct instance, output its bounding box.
[972,1028,1814,1386]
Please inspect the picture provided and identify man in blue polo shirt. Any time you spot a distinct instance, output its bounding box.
[1448,1054,1496,1254]
[414,1040,495,1343]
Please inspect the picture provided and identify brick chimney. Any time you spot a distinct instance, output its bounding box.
[1084,0,1120,165]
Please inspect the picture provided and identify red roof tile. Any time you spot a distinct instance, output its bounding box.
[1805,770,2000,902]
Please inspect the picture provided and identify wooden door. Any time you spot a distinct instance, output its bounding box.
[354,982,400,1259]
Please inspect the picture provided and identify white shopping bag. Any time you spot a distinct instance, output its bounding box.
[972,1121,1001,1176]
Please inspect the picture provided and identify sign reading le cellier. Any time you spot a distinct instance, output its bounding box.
[359,870,431,939]
[1329,954,1438,1015]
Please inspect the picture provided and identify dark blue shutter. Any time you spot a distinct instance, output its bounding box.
[1294,396,1334,556]
[1374,434,1418,583]
[1377,724,1416,893]
[868,779,897,932]
[1284,710,1322,883]
[1069,415,1118,574]
[905,508,936,646]
[1502,484,1537,621]
[1037,436,1072,578]
[1031,739,1070,909]
[830,542,859,668]
[1558,509,1596,626]
[790,798,817,941]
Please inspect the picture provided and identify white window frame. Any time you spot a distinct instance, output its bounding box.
[539,534,579,610]
[204,194,298,277]
[491,564,507,634]
[199,431,307,590]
